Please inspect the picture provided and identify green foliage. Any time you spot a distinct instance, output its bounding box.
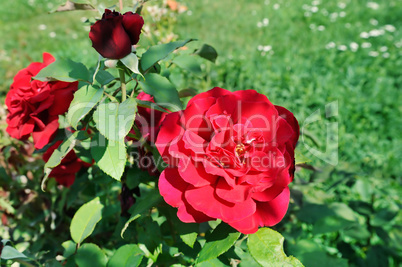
[93,98,137,142]
[196,223,241,264]
[247,228,303,267]
[34,58,90,82]
[139,73,183,111]
[70,197,104,245]
[140,39,195,71]
[67,85,104,129]
[107,244,144,267]
[91,133,126,181]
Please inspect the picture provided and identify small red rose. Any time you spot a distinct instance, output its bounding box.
[5,53,78,149]
[89,9,144,59]
[155,87,299,234]
[128,92,167,176]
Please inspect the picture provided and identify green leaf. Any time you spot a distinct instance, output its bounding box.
[70,197,104,245]
[67,85,104,129]
[121,188,162,238]
[247,228,304,267]
[107,244,144,267]
[196,223,241,264]
[33,58,89,82]
[0,245,28,260]
[93,98,137,141]
[193,44,218,63]
[62,240,77,258]
[120,53,144,79]
[91,133,126,181]
[141,39,194,71]
[95,70,115,86]
[172,55,202,76]
[139,73,182,111]
[75,243,107,267]
[42,131,87,191]
[196,258,226,267]
[179,223,199,249]
[135,99,168,113]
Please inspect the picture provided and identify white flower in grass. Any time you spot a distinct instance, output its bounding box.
[309,24,316,30]
[325,42,336,49]
[350,42,359,52]
[360,32,370,38]
[369,51,379,57]
[322,9,329,16]
[338,45,347,51]
[312,0,320,6]
[370,19,378,26]
[49,32,56,38]
[379,46,388,52]
[367,2,380,10]
[263,18,269,26]
[330,12,338,21]
[384,25,396,32]
[395,40,402,48]
[339,11,346,17]
[263,45,272,52]
[311,6,319,13]
[304,12,312,17]
[317,25,325,31]
[273,3,280,9]
[258,45,264,51]
[362,42,372,48]
[338,2,346,9]
[383,52,390,58]
[257,22,263,28]
[369,29,385,37]
[38,24,47,30]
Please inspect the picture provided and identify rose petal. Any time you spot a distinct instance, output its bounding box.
[122,12,144,45]
[185,184,256,222]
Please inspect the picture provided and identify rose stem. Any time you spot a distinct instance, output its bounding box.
[119,0,123,12]
[119,69,127,102]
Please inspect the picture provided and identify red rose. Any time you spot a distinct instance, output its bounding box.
[155,87,299,234]
[89,9,144,59]
[5,53,78,149]
[128,92,167,176]
[135,92,167,144]
[43,141,90,187]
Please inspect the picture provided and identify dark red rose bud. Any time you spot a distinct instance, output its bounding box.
[89,9,144,59]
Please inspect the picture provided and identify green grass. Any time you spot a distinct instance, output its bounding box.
[173,0,402,178]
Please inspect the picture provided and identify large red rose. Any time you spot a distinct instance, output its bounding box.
[5,53,78,149]
[43,141,90,187]
[89,9,144,59]
[155,87,299,234]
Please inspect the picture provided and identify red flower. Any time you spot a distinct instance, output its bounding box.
[42,141,90,187]
[89,9,144,59]
[128,92,167,176]
[135,92,167,144]
[155,87,299,234]
[5,53,78,149]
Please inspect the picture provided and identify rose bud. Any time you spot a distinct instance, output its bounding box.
[89,9,144,59]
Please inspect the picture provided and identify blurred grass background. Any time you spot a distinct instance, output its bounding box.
[0,0,401,265]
